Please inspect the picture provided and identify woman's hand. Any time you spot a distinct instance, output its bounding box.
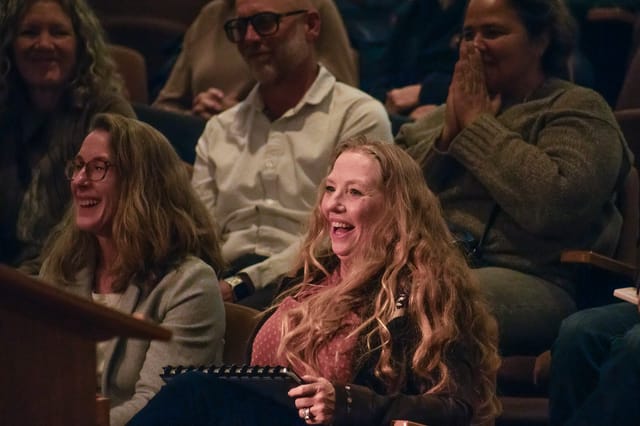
[441,42,501,148]
[440,80,461,149]
[289,375,336,425]
[454,42,501,128]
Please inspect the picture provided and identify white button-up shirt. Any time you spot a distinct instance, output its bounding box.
[192,66,392,288]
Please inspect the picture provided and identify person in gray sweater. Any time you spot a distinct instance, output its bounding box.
[396,0,631,355]
[39,113,226,425]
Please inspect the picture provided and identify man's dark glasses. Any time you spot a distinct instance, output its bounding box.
[224,10,307,43]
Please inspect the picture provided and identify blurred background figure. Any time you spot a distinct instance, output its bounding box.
[564,0,639,24]
[370,0,467,124]
[153,0,358,119]
[40,113,226,426]
[0,0,134,272]
[334,0,409,92]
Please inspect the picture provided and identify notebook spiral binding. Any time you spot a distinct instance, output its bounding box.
[161,364,302,383]
[160,365,303,409]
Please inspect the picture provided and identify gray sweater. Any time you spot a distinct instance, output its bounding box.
[396,78,631,295]
[40,256,225,426]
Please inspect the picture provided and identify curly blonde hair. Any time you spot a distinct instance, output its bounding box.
[42,113,225,293]
[278,137,501,424]
[0,0,123,109]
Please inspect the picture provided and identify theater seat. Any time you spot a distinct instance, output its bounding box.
[108,44,148,104]
[132,103,206,164]
[101,16,186,91]
[222,302,261,365]
[616,47,640,110]
[581,7,637,106]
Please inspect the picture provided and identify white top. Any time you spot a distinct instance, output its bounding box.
[192,66,392,288]
[92,292,123,385]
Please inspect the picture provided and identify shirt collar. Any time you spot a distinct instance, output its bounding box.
[246,65,336,120]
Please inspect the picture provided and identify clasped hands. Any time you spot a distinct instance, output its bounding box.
[440,41,502,149]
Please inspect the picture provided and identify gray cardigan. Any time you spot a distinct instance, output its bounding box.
[396,78,631,295]
[40,255,225,426]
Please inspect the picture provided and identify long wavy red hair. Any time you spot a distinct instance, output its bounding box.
[277,136,501,424]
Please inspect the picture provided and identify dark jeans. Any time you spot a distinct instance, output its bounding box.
[128,372,305,426]
[548,302,640,426]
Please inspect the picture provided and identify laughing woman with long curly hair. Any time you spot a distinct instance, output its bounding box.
[130,137,500,426]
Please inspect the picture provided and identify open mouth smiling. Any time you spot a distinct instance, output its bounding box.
[332,221,354,236]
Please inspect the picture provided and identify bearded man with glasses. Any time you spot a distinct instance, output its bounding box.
[191,0,392,309]
[152,0,358,119]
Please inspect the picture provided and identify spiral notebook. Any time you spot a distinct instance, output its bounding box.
[161,365,303,409]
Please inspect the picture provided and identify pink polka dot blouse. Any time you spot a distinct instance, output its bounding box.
[251,277,360,384]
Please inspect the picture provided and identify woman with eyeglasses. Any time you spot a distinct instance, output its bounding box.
[39,113,226,426]
[0,0,135,272]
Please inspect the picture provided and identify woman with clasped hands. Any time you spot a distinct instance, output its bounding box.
[129,137,500,426]
[397,0,631,356]
[39,113,226,426]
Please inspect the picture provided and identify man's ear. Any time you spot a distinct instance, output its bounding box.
[305,10,321,42]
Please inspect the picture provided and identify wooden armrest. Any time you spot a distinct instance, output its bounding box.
[96,394,109,426]
[586,7,637,24]
[560,250,637,279]
[391,422,428,426]
[533,350,552,389]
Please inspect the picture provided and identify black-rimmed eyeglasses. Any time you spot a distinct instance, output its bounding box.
[224,10,307,43]
[65,159,114,182]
